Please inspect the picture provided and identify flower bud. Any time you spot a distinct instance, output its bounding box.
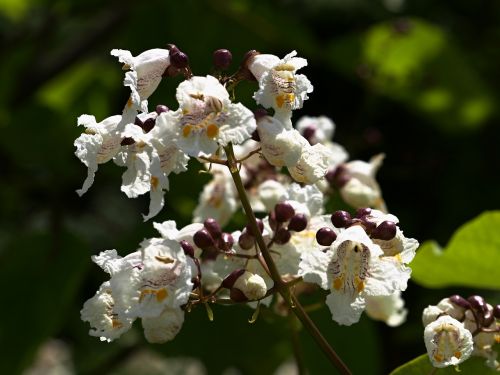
[449,295,470,309]
[275,202,295,222]
[325,166,351,189]
[156,104,169,114]
[355,207,372,218]
[468,295,487,313]
[213,49,232,70]
[204,218,222,239]
[316,227,337,246]
[193,228,215,249]
[302,125,316,144]
[141,117,156,133]
[229,288,248,302]
[331,210,352,228]
[222,268,246,289]
[494,305,500,319]
[288,213,308,232]
[221,232,234,249]
[232,271,267,300]
[274,228,291,245]
[170,51,189,69]
[180,240,195,258]
[483,306,494,327]
[245,219,264,236]
[238,230,255,250]
[120,137,135,146]
[371,221,397,241]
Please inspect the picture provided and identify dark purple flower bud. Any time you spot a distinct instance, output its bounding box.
[494,305,500,319]
[213,49,232,70]
[242,50,259,68]
[302,125,316,144]
[245,219,264,236]
[166,44,180,54]
[238,231,255,250]
[483,307,494,327]
[316,227,337,246]
[141,117,156,133]
[269,210,278,231]
[274,228,291,245]
[230,287,248,302]
[204,218,222,239]
[449,295,470,309]
[275,202,295,222]
[221,232,234,249]
[467,296,488,315]
[331,210,352,228]
[120,137,135,146]
[156,104,169,114]
[326,165,351,189]
[222,268,246,288]
[288,213,308,232]
[180,240,195,258]
[371,221,397,240]
[193,228,215,249]
[170,51,189,69]
[356,217,376,235]
[355,207,372,218]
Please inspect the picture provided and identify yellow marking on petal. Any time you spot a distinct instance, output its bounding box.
[286,93,295,102]
[84,129,96,135]
[206,123,219,138]
[155,255,174,264]
[495,334,500,344]
[355,276,365,293]
[182,125,192,137]
[333,277,343,290]
[434,354,444,362]
[275,63,295,71]
[151,176,159,191]
[127,97,133,108]
[112,318,123,329]
[394,253,403,263]
[454,351,462,359]
[156,288,168,302]
[276,95,285,108]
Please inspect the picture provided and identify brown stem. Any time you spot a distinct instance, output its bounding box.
[224,144,352,375]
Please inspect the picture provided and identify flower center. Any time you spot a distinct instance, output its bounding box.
[432,323,463,363]
[180,96,225,139]
[329,240,370,294]
[271,64,296,109]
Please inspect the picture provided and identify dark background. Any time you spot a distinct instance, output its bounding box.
[1,0,499,374]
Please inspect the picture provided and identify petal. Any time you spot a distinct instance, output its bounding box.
[142,307,185,344]
[365,292,407,327]
[299,249,331,290]
[288,143,330,184]
[326,292,366,326]
[216,103,256,146]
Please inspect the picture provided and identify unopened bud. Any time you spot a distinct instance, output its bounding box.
[468,295,487,313]
[156,104,169,114]
[494,305,500,319]
[371,221,397,240]
[180,240,195,258]
[449,295,470,309]
[316,227,337,246]
[170,51,189,69]
[274,228,291,245]
[331,210,352,228]
[229,288,248,302]
[355,207,372,218]
[238,230,255,250]
[213,49,232,70]
[232,271,267,300]
[204,218,222,239]
[193,228,215,249]
[288,213,308,232]
[245,219,264,236]
[275,202,295,222]
[222,268,246,289]
[221,232,234,249]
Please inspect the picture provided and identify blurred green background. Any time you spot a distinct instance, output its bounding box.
[1,0,499,374]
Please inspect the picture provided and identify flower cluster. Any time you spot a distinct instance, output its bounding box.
[422,295,500,370]
[77,45,419,350]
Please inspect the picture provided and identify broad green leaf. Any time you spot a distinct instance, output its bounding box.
[411,211,500,289]
[390,354,493,375]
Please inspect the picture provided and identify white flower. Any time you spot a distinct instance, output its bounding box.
[193,165,239,227]
[424,315,474,368]
[340,154,387,211]
[257,180,289,212]
[248,51,313,115]
[111,48,170,113]
[296,116,335,144]
[74,114,123,196]
[257,115,307,168]
[365,292,407,327]
[168,75,256,157]
[232,271,267,300]
[299,226,411,325]
[80,281,134,342]
[422,305,445,327]
[288,143,331,184]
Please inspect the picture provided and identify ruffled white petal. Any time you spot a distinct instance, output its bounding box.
[326,292,366,326]
[298,250,331,290]
[288,143,330,184]
[142,307,185,344]
[365,292,407,327]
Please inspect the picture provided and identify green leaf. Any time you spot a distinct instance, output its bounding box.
[411,211,500,289]
[390,354,493,375]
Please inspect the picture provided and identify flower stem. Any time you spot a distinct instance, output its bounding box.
[224,143,352,375]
